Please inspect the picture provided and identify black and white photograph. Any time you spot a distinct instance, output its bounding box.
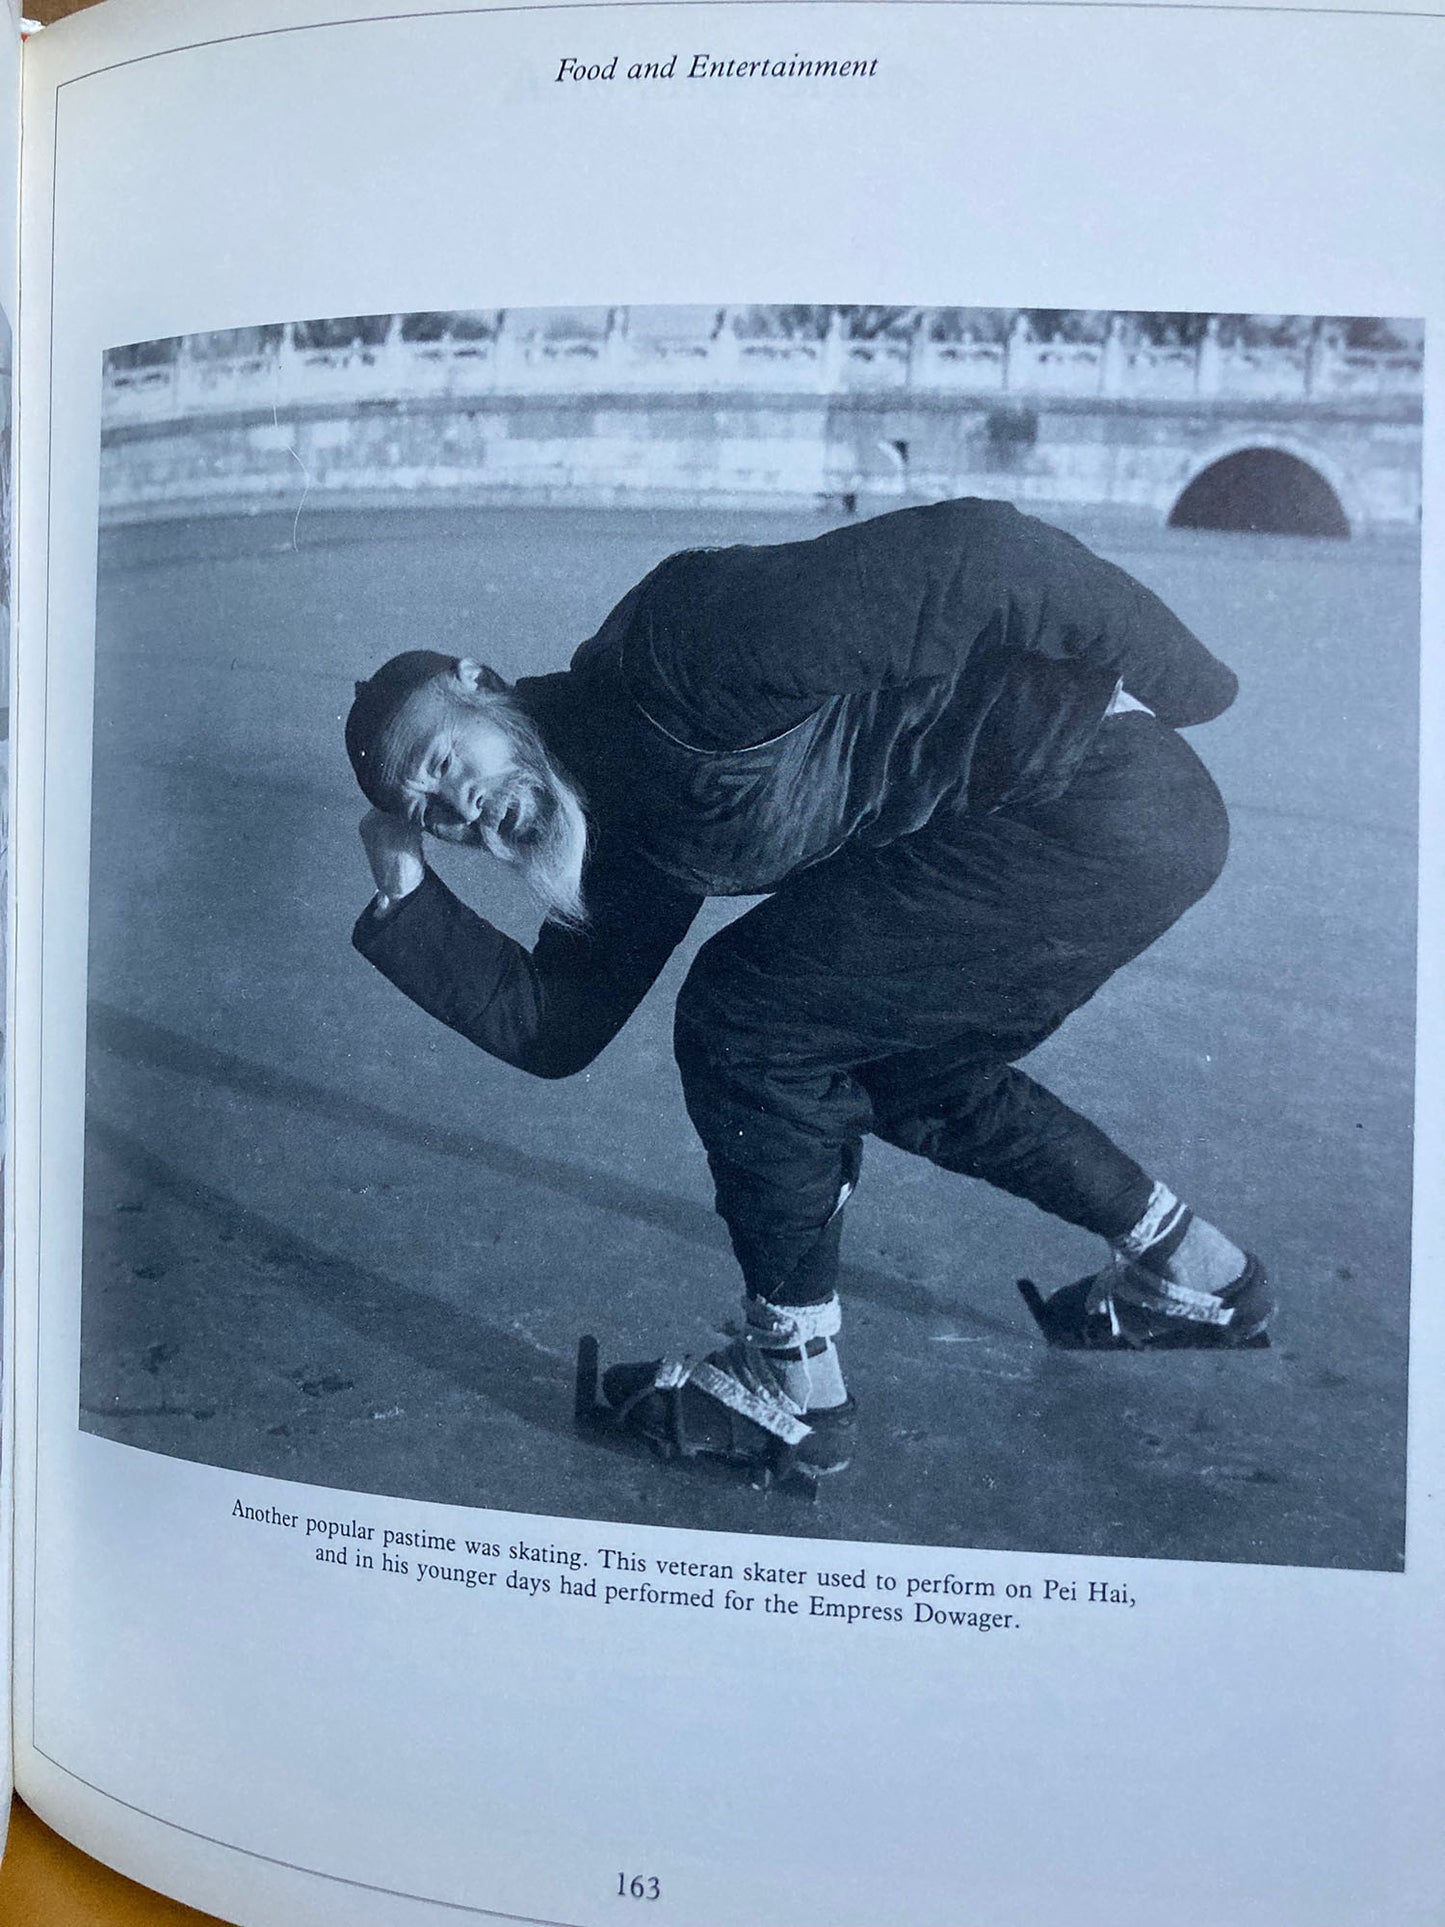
[80,304,1421,1568]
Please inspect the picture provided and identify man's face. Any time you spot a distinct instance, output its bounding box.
[402,704,536,851]
[368,665,587,926]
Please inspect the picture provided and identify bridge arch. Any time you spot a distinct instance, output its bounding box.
[1168,439,1352,538]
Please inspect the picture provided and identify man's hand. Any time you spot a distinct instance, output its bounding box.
[360,807,425,913]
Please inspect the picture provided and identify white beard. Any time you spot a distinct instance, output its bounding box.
[505,767,588,929]
[417,704,589,930]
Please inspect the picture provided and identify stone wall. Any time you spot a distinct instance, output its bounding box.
[99,309,1424,533]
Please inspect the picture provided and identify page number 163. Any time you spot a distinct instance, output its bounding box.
[617,1874,661,1900]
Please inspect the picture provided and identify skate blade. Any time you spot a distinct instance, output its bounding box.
[1017,1277,1091,1348]
[1017,1278,1052,1338]
[772,1457,852,1502]
[1018,1279,1273,1351]
[637,1423,834,1502]
[581,1346,844,1499]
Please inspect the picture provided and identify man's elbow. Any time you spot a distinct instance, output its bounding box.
[1157,662,1238,727]
[1188,663,1239,724]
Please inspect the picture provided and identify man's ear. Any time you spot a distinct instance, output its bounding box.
[455,659,509,696]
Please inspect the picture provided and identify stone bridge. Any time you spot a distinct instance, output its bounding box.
[100,308,1422,536]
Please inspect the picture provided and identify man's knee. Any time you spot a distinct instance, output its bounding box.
[673,924,753,1074]
[674,910,835,1069]
[673,927,796,1148]
[1137,749,1231,928]
[675,924,870,1179]
[1159,794,1229,914]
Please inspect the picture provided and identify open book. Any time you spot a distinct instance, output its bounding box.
[0,0,1441,1919]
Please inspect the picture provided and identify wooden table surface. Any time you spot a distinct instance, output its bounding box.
[0,1800,230,1924]
[27,0,108,25]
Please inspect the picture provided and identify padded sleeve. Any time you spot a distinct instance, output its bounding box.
[352,855,701,1081]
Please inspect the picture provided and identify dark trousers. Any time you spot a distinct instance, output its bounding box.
[672,714,1231,1305]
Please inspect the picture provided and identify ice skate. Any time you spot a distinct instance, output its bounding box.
[1019,1251,1273,1350]
[575,1295,856,1494]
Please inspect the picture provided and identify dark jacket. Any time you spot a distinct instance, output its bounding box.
[354,499,1237,1079]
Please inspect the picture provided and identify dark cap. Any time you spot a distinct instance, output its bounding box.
[345,650,458,810]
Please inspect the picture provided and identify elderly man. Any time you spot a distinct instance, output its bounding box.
[346,498,1270,1491]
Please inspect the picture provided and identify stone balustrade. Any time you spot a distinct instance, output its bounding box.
[102,307,1424,429]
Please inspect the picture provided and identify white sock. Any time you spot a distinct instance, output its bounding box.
[740,1296,848,1414]
[1116,1183,1246,1296]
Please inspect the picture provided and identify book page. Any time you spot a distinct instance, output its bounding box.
[11,0,1445,1920]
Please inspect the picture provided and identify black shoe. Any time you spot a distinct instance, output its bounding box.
[591,1351,857,1489]
[1019,1254,1273,1350]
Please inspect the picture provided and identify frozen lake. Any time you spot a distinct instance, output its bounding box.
[79,503,1419,1568]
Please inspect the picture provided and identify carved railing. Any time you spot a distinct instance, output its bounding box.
[102,308,1424,427]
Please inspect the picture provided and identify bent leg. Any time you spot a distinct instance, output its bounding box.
[864,1053,1154,1242]
[613,718,1246,1464]
[674,715,1230,1302]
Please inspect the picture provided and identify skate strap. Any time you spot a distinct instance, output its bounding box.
[748,1336,832,1363]
[1095,1268,1235,1330]
[1152,1277,1235,1325]
[687,1362,812,1446]
[1115,1183,1190,1262]
[745,1293,842,1348]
